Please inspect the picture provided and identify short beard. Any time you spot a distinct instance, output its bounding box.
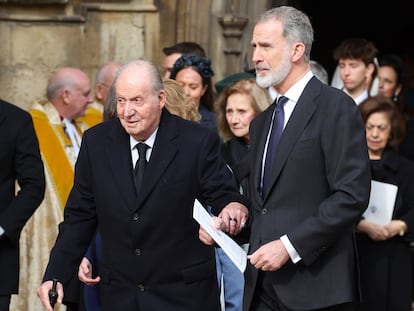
[255,50,292,89]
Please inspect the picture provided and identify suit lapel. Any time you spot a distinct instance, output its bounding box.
[134,109,179,208]
[263,78,319,201]
[106,120,137,211]
[251,104,275,205]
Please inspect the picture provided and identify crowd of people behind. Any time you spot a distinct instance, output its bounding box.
[1,5,414,311]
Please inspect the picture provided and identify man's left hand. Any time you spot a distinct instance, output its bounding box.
[218,202,248,235]
[247,240,289,271]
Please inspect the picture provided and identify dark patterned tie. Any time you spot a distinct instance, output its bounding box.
[262,96,289,198]
[134,143,149,195]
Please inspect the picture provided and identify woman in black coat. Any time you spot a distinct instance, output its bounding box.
[356,95,414,311]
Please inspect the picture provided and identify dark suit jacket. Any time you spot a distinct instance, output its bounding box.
[43,109,249,311]
[221,137,251,245]
[0,99,45,294]
[243,77,371,310]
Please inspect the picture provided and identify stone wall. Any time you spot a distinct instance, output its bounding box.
[0,0,278,110]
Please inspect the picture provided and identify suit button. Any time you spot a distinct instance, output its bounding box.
[137,284,145,291]
[261,208,267,215]
[135,248,141,256]
[132,213,139,221]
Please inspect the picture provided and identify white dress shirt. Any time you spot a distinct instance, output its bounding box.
[263,70,315,264]
[130,128,158,166]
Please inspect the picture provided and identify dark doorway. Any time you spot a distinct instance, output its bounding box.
[299,1,414,83]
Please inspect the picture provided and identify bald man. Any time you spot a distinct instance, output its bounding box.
[79,61,122,127]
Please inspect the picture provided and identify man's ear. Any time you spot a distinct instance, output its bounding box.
[95,84,104,101]
[291,42,305,62]
[158,89,166,109]
[62,88,71,104]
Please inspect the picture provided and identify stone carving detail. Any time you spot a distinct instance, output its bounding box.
[218,14,248,55]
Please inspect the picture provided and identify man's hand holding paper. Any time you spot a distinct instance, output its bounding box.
[194,200,248,272]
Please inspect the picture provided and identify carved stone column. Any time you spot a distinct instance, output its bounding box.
[218,14,248,76]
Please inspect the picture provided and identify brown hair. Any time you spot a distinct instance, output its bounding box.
[162,41,206,58]
[359,95,406,147]
[215,78,272,141]
[333,37,378,66]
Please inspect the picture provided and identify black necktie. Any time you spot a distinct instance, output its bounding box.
[262,96,289,198]
[134,143,149,195]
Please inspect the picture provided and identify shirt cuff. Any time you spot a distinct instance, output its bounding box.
[280,234,301,263]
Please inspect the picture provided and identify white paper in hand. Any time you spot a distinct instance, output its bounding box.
[363,180,398,225]
[193,199,247,272]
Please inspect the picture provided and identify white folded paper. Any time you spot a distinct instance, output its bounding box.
[363,180,398,225]
[193,199,247,272]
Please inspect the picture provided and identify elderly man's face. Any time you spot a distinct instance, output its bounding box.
[65,73,94,119]
[116,65,165,141]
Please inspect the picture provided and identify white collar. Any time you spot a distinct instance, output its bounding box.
[62,118,82,157]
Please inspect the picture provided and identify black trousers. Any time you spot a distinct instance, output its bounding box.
[0,295,11,311]
[250,272,355,311]
[250,294,354,311]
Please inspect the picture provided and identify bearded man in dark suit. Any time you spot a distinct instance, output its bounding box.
[201,6,371,311]
[245,6,371,311]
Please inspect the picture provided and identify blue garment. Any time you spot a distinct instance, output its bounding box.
[208,201,245,311]
[201,105,243,310]
[198,104,217,133]
[215,137,250,311]
[83,230,102,311]
[215,247,244,311]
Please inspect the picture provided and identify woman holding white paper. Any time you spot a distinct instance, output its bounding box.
[356,95,414,311]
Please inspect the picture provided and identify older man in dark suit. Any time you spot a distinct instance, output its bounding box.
[0,99,45,311]
[37,59,249,311]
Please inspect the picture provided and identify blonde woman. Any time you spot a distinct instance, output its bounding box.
[163,79,201,122]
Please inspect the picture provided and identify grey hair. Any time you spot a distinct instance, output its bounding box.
[95,61,122,85]
[257,6,314,62]
[114,58,164,95]
[46,72,75,101]
[310,60,329,84]
[95,65,107,85]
